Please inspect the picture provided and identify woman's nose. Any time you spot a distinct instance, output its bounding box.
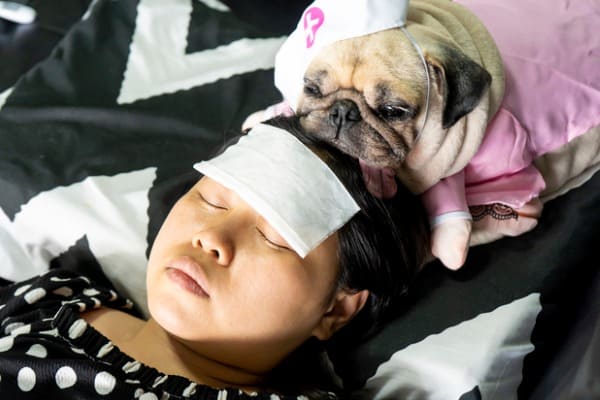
[192,229,233,266]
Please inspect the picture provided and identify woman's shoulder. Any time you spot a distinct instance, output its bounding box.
[0,268,134,322]
[2,269,110,302]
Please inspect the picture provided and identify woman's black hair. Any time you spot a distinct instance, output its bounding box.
[259,116,430,398]
[264,116,429,337]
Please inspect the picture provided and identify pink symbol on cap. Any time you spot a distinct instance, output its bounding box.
[303,7,325,48]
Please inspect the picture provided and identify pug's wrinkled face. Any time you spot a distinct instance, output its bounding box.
[296,30,430,172]
[295,27,492,197]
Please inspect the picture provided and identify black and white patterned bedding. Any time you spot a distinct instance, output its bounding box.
[0,1,598,399]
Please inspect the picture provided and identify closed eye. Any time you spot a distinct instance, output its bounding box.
[303,78,322,98]
[198,191,227,210]
[377,104,415,121]
[256,227,290,251]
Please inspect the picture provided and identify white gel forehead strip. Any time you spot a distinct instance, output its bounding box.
[193,124,360,258]
[275,0,408,110]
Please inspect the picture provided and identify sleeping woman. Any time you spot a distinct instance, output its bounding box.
[0,116,429,399]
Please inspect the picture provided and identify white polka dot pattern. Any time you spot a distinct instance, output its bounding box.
[123,361,142,373]
[24,288,47,304]
[50,276,72,282]
[25,344,48,358]
[68,319,87,339]
[71,346,86,354]
[83,288,101,296]
[94,371,116,395]
[17,367,36,392]
[79,276,91,284]
[97,342,114,358]
[183,382,197,397]
[10,323,31,336]
[153,375,168,388]
[39,328,59,337]
[14,284,32,296]
[55,366,77,389]
[5,321,25,335]
[0,336,14,352]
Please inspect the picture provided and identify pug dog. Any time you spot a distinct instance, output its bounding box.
[245,0,600,269]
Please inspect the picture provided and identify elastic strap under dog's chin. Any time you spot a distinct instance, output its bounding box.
[401,26,430,142]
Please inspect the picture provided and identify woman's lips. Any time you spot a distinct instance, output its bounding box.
[166,256,210,298]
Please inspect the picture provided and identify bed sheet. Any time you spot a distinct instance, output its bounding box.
[0,1,598,399]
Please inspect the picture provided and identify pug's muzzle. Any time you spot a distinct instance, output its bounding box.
[297,90,414,171]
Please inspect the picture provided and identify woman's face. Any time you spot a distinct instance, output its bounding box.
[146,176,343,371]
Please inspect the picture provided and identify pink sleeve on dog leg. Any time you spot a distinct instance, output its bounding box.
[422,171,470,223]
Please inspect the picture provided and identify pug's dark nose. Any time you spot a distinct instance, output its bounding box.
[329,99,361,133]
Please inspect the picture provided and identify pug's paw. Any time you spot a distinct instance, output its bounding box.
[242,110,268,132]
[431,219,472,270]
[470,199,542,246]
[242,101,295,132]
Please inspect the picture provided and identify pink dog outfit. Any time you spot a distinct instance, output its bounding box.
[267,0,600,235]
[423,0,600,223]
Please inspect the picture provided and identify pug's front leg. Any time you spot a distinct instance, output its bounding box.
[241,100,294,131]
[242,109,268,131]
[421,172,472,270]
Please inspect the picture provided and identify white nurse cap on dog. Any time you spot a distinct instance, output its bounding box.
[275,0,409,110]
[193,123,360,258]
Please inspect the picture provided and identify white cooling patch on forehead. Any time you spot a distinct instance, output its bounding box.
[194,123,360,258]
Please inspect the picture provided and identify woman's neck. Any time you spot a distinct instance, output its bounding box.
[83,309,268,390]
[129,318,267,390]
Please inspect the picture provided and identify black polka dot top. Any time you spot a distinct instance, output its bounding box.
[0,270,320,399]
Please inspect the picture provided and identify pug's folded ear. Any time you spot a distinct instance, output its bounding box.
[426,44,492,129]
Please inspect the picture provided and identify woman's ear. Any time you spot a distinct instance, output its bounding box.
[312,289,369,340]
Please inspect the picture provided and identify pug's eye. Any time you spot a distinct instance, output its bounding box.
[377,104,413,121]
[303,83,322,98]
